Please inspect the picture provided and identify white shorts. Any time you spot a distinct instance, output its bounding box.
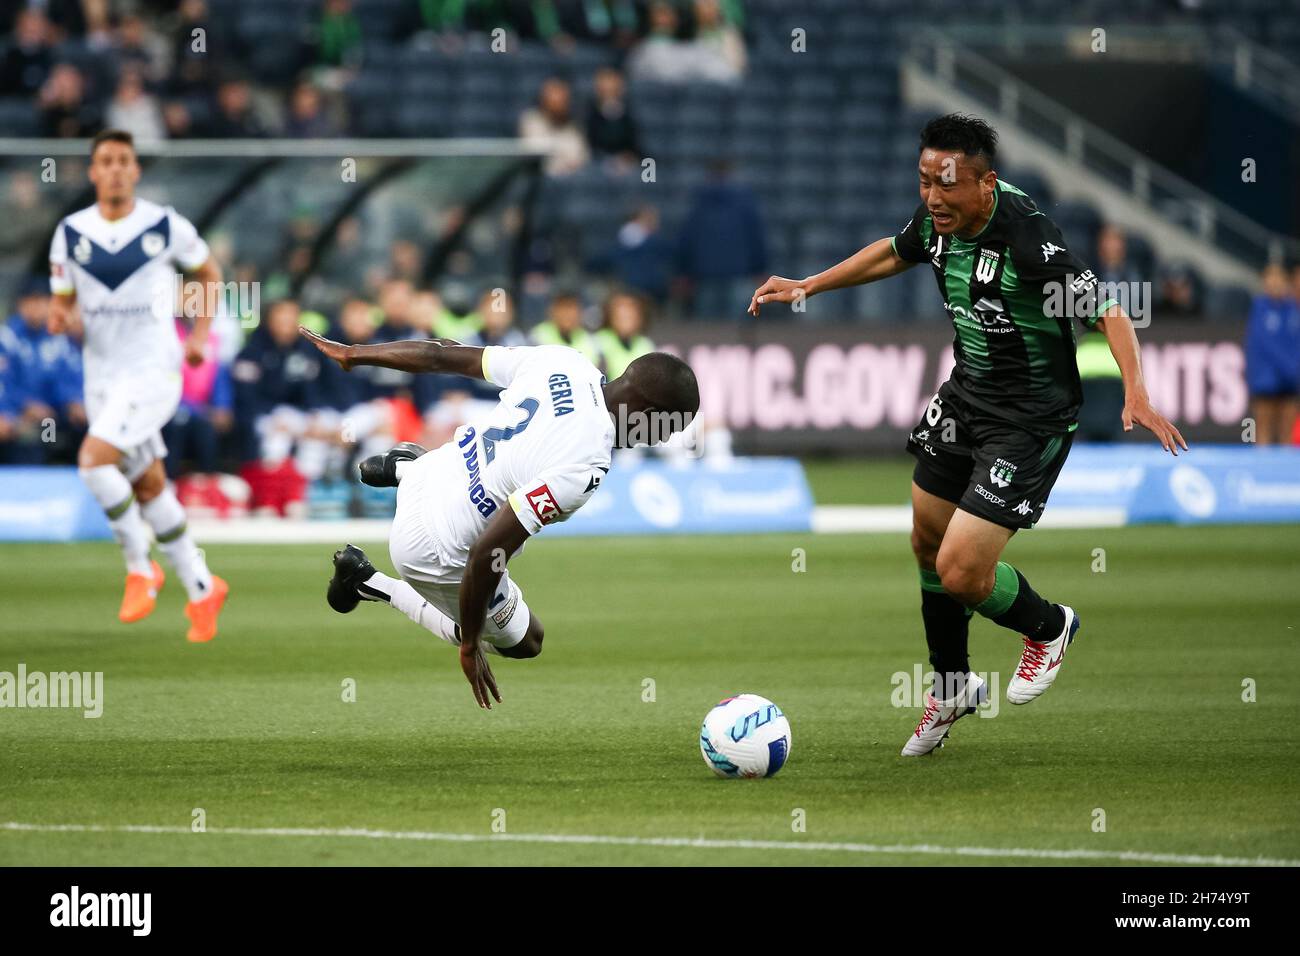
[388,455,531,649]
[87,372,182,482]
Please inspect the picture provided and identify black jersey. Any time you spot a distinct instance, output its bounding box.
[893,180,1118,434]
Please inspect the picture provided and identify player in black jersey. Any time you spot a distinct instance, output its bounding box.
[749,114,1186,755]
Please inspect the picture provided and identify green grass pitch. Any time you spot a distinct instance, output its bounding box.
[1,523,1297,866]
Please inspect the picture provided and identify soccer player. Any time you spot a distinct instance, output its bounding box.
[48,129,229,642]
[749,114,1187,755]
[301,328,699,708]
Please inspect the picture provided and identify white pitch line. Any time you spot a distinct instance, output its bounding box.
[2,822,1294,866]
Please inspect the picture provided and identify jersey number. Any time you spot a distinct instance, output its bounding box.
[482,398,539,464]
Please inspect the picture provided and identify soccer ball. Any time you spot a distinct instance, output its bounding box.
[699,694,792,778]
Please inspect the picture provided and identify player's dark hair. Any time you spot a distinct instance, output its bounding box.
[624,352,700,418]
[919,114,998,170]
[90,128,135,159]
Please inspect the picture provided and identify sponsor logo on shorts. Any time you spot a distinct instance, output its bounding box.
[491,587,519,630]
[1014,499,1033,516]
[989,458,1017,488]
[974,484,1006,507]
[525,484,561,524]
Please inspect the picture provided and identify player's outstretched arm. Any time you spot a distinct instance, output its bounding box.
[1096,305,1188,455]
[748,236,912,316]
[457,508,531,709]
[299,327,486,379]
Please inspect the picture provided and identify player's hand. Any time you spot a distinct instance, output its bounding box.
[1123,395,1188,456]
[184,330,208,366]
[299,327,354,371]
[459,640,502,710]
[748,276,807,316]
[47,295,71,335]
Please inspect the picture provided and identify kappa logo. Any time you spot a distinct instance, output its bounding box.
[974,248,1000,283]
[974,484,1006,506]
[989,458,1017,488]
[525,483,560,524]
[73,236,92,264]
[1041,241,1066,262]
[1014,499,1033,516]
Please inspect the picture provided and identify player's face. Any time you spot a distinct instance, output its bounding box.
[917,148,995,236]
[88,141,141,206]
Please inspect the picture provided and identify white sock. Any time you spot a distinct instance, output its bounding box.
[394,459,410,482]
[80,465,153,576]
[140,489,214,602]
[363,571,460,645]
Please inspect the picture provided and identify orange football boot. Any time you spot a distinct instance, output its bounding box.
[119,561,165,623]
[185,575,229,643]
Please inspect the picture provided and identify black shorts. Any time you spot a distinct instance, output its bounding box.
[905,381,1075,531]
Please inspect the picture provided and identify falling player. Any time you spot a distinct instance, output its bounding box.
[48,129,228,641]
[301,328,699,708]
[750,114,1187,755]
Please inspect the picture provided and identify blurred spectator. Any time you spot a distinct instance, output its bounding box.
[231,299,327,514]
[689,0,746,84]
[313,0,363,70]
[307,298,401,480]
[472,288,528,349]
[1095,224,1143,288]
[0,9,53,96]
[39,63,102,137]
[284,78,339,137]
[519,77,590,177]
[168,0,220,96]
[627,2,693,83]
[388,239,424,284]
[425,289,525,443]
[1156,263,1203,318]
[113,12,166,84]
[1075,330,1124,442]
[596,290,653,379]
[106,65,167,142]
[0,171,49,257]
[200,76,268,138]
[531,291,600,365]
[675,160,768,319]
[163,317,233,479]
[377,278,420,334]
[1245,263,1300,446]
[0,279,85,464]
[586,66,640,165]
[162,100,195,138]
[599,205,673,301]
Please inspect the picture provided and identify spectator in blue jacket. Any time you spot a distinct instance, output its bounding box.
[675,159,768,320]
[1245,262,1300,445]
[0,278,85,463]
[231,298,329,468]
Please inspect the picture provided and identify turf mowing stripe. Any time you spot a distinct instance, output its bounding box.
[3,822,1295,866]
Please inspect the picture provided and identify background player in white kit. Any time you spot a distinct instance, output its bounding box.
[48,130,229,642]
[301,327,699,708]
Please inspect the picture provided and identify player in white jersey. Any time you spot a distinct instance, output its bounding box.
[47,129,229,642]
[300,327,699,708]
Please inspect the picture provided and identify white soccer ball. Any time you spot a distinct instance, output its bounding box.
[699,694,792,778]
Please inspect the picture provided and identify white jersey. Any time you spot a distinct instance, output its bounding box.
[419,345,614,563]
[49,197,210,387]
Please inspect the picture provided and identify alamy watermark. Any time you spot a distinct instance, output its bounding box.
[1044,272,1151,328]
[0,663,103,718]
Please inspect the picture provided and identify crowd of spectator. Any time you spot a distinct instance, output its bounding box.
[0,267,673,514]
[1,1,746,143]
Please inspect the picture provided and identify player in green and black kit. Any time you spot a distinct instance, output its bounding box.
[749,114,1186,755]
